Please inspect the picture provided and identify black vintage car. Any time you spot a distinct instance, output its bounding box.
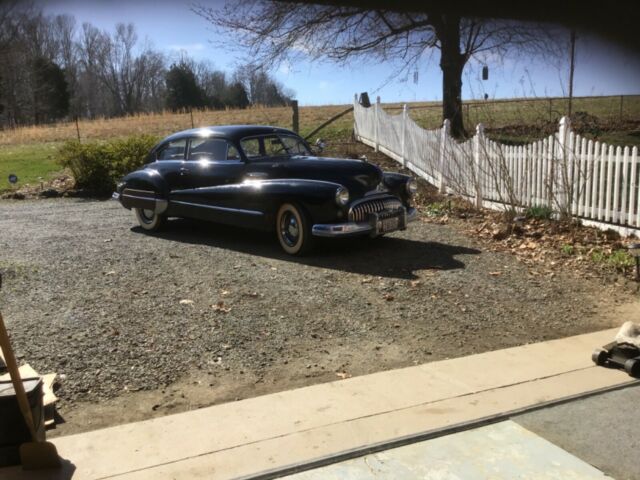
[113,125,418,255]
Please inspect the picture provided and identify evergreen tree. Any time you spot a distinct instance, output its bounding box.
[165,62,206,111]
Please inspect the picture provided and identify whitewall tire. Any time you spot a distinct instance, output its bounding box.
[276,203,313,255]
[134,208,166,232]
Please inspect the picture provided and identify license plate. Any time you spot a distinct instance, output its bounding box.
[378,215,400,233]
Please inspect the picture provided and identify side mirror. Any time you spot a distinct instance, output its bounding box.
[313,138,326,155]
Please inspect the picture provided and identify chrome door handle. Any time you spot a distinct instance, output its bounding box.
[179,168,190,175]
[246,172,268,179]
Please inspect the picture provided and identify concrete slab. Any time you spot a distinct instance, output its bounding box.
[285,421,613,479]
[515,384,640,480]
[0,328,634,480]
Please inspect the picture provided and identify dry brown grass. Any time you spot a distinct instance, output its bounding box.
[0,105,354,146]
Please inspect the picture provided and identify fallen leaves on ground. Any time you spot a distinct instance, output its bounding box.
[212,301,231,313]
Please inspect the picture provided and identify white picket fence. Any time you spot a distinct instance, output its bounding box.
[353,95,640,236]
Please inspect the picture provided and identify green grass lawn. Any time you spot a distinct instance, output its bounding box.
[0,142,63,192]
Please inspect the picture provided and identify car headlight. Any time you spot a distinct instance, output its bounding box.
[335,186,349,206]
[406,178,418,197]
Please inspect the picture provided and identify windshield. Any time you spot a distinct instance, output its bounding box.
[240,134,311,160]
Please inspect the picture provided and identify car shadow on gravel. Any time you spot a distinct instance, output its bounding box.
[132,219,480,279]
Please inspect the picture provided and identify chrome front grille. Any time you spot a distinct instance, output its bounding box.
[349,197,403,223]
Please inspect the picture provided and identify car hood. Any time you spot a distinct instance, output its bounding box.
[269,156,383,197]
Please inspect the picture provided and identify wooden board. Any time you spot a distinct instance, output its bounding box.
[0,363,40,381]
[0,365,58,427]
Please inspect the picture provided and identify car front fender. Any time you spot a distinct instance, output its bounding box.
[170,178,347,225]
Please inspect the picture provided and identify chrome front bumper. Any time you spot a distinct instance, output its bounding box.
[312,207,418,238]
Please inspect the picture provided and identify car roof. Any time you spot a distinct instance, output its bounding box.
[161,125,299,144]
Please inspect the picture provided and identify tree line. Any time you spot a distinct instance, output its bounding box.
[0,5,294,128]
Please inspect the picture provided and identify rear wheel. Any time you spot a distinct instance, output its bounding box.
[134,208,166,232]
[276,203,313,255]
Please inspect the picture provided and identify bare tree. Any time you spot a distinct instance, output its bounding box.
[233,65,293,106]
[90,23,165,115]
[194,2,562,138]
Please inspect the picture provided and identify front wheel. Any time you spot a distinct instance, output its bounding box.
[276,203,313,255]
[624,358,640,377]
[134,208,166,232]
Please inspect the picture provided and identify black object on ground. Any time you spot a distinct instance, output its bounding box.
[0,378,45,467]
[592,342,640,377]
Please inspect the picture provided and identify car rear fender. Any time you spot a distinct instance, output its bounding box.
[118,169,169,214]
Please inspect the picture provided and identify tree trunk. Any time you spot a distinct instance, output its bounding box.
[436,15,466,139]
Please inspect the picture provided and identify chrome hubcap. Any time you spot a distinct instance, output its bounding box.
[280,212,300,247]
[141,209,155,223]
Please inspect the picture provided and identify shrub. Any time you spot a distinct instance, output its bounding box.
[525,205,554,220]
[560,244,574,256]
[56,135,159,195]
[590,248,634,272]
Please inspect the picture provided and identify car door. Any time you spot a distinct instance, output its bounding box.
[182,137,246,189]
[168,137,249,222]
[240,135,285,181]
[150,138,189,191]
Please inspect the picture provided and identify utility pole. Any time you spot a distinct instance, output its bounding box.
[568,29,576,117]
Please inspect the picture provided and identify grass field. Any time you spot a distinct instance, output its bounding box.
[1,95,639,192]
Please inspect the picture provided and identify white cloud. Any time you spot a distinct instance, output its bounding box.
[168,43,205,53]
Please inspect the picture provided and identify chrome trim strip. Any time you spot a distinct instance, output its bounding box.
[121,193,157,203]
[123,188,155,195]
[172,200,263,217]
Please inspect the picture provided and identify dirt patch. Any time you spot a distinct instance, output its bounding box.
[0,198,630,437]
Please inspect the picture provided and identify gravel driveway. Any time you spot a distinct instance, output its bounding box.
[0,199,626,433]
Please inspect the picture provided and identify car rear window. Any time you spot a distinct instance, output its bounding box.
[157,139,186,160]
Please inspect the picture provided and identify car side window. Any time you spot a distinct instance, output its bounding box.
[280,135,310,155]
[240,138,262,159]
[188,138,232,161]
[227,144,240,160]
[157,139,186,160]
[264,136,288,156]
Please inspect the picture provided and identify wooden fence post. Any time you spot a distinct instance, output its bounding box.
[473,123,485,208]
[620,95,624,121]
[374,96,381,152]
[74,115,81,142]
[291,100,299,133]
[557,116,571,216]
[439,119,451,193]
[400,104,408,167]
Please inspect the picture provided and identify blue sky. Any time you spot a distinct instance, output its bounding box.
[41,0,640,106]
